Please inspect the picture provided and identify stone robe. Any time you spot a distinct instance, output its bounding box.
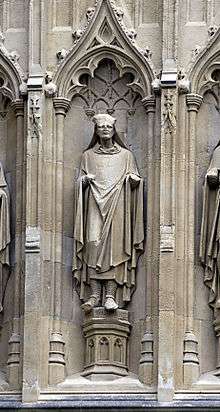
[72,143,144,304]
[200,145,220,311]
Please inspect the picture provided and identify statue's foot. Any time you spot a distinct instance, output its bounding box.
[105,296,118,311]
[81,296,98,313]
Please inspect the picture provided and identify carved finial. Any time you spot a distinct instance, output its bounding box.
[44,71,57,98]
[86,7,95,21]
[56,48,68,63]
[8,50,20,63]
[208,24,218,37]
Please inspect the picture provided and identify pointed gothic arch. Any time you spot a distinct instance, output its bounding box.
[189,28,220,96]
[0,46,25,102]
[53,0,155,100]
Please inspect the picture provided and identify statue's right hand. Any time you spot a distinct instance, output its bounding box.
[82,174,95,186]
[207,167,219,187]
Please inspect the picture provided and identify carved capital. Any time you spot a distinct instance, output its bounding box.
[186,93,203,112]
[11,100,24,117]
[142,96,156,114]
[53,97,71,116]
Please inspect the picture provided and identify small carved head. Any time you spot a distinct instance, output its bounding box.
[72,29,83,42]
[86,7,95,21]
[115,8,124,21]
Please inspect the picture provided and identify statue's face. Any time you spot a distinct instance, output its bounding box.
[96,121,114,141]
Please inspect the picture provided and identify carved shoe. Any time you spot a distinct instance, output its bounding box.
[81,296,98,313]
[105,296,118,311]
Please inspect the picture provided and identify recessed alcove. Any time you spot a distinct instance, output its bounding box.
[60,57,155,384]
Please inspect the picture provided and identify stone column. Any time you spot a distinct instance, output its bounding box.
[7,100,25,389]
[183,93,203,385]
[158,88,177,402]
[139,96,156,386]
[48,97,70,385]
[22,76,43,402]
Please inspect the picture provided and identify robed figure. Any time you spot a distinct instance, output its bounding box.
[200,143,220,316]
[72,114,144,312]
[0,163,10,313]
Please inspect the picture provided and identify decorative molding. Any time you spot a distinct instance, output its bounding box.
[139,331,154,365]
[25,227,40,254]
[160,224,175,252]
[10,99,24,117]
[142,95,156,114]
[183,331,199,365]
[53,97,71,115]
[186,93,203,112]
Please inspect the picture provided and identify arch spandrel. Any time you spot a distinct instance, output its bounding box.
[53,0,155,100]
[0,44,26,101]
[188,28,220,96]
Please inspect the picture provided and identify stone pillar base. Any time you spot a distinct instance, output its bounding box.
[82,307,130,380]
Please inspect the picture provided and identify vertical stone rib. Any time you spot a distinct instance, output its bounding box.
[183,93,203,385]
[48,97,70,385]
[7,100,25,389]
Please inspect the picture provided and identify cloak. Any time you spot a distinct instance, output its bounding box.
[200,145,220,310]
[72,142,144,304]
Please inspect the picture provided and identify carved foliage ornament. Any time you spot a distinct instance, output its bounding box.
[162,92,176,135]
[29,96,42,139]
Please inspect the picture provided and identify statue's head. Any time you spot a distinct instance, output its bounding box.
[86,113,128,151]
[92,113,116,143]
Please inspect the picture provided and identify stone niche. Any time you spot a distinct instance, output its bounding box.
[195,78,220,377]
[0,72,21,389]
[61,57,152,385]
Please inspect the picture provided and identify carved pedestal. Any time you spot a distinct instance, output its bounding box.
[82,308,130,380]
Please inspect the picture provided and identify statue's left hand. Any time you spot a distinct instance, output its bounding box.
[128,173,141,189]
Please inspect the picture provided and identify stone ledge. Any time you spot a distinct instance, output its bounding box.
[1,398,220,411]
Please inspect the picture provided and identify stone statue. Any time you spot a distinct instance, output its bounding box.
[0,163,10,313]
[72,113,144,313]
[200,143,220,315]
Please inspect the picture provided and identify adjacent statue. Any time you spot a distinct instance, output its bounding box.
[0,163,10,313]
[200,143,220,316]
[72,114,144,313]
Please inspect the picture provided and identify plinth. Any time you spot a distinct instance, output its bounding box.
[82,307,130,380]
